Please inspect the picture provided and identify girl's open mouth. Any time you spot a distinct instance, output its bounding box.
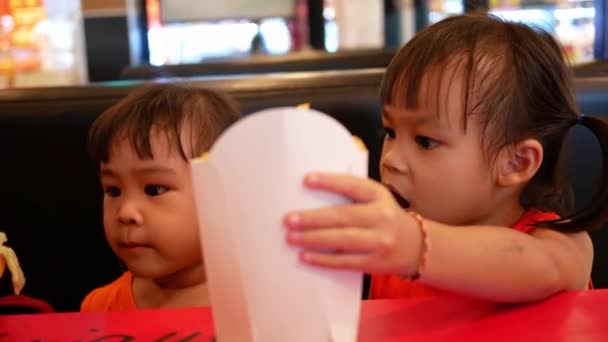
[391,191,410,209]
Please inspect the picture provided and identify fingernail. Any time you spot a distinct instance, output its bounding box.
[301,251,313,263]
[287,231,302,243]
[286,213,301,227]
[305,173,321,185]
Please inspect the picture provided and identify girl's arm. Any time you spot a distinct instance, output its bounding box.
[285,173,594,303]
[418,220,592,302]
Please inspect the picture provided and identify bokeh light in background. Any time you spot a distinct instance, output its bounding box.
[146,0,292,66]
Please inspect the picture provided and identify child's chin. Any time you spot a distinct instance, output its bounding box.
[124,263,166,279]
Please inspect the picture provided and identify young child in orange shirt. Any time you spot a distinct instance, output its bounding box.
[81,84,240,311]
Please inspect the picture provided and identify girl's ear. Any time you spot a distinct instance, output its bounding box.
[495,139,543,188]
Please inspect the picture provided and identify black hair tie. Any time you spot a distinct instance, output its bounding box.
[578,114,585,125]
[572,114,585,127]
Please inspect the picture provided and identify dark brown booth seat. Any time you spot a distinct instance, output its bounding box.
[0,69,607,312]
[573,60,608,78]
[120,49,396,80]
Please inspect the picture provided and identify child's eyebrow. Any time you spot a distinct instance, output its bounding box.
[381,110,392,122]
[99,169,117,178]
[99,166,177,177]
[383,105,456,134]
[383,105,436,126]
[131,166,177,176]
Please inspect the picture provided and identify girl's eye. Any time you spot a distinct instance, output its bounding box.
[144,185,168,196]
[415,136,440,150]
[104,187,121,197]
[382,127,396,140]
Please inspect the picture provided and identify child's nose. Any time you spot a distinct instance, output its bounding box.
[381,147,409,175]
[117,199,143,226]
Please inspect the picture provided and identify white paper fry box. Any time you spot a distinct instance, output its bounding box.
[191,107,368,342]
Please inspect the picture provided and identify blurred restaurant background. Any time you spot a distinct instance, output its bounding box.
[0,0,605,89]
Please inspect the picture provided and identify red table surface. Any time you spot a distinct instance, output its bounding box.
[1,290,607,341]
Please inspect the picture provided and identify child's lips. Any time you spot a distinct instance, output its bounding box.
[121,242,151,250]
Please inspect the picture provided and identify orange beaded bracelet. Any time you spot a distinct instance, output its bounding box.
[406,211,429,280]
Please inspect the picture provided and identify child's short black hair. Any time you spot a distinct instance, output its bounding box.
[88,83,241,163]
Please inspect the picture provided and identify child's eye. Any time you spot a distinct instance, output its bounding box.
[104,186,121,198]
[144,185,169,196]
[415,136,440,150]
[382,127,396,140]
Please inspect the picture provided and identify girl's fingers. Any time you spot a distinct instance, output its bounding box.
[302,172,385,203]
[287,227,393,253]
[298,250,378,272]
[284,204,378,231]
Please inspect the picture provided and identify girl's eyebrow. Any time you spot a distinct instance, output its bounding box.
[382,105,451,133]
[100,166,177,178]
[382,105,439,126]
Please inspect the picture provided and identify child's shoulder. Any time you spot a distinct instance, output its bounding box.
[80,271,136,312]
